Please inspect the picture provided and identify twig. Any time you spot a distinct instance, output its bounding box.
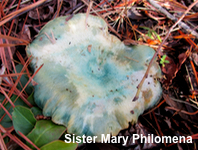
[13,64,44,108]
[132,0,198,101]
[0,0,50,27]
[124,56,139,62]
[167,133,198,147]
[165,106,198,115]
[147,0,198,38]
[0,103,12,119]
[3,0,31,12]
[0,86,15,107]
[0,125,32,150]
[142,99,166,116]
[0,132,7,150]
[85,0,93,27]
[54,0,63,18]
[81,0,121,39]
[0,34,29,44]
[152,111,166,146]
[44,32,56,44]
[18,131,40,150]
[168,96,198,110]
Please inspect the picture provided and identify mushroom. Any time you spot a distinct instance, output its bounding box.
[26,13,162,141]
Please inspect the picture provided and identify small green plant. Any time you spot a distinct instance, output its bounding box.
[139,26,162,42]
[160,55,170,67]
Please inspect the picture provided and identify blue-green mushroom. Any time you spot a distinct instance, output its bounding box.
[26,13,162,141]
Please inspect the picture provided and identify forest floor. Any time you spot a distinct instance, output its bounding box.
[1,0,198,149]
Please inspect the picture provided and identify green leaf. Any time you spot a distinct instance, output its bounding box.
[153,31,162,42]
[27,92,36,105]
[147,31,153,39]
[0,94,5,103]
[139,26,150,30]
[0,95,28,128]
[3,137,9,145]
[160,55,169,67]
[14,64,33,95]
[12,106,36,135]
[139,26,162,42]
[164,60,170,63]
[162,55,166,60]
[27,120,66,148]
[40,140,77,150]
[31,107,43,117]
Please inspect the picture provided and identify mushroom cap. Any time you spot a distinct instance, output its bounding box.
[27,13,162,141]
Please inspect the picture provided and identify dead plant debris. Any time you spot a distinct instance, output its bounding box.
[0,0,198,149]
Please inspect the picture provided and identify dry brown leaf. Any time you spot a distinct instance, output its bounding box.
[29,6,54,20]
[127,7,146,20]
[43,6,54,19]
[28,7,43,20]
[164,117,172,129]
[191,52,198,66]
[161,55,177,84]
[162,51,189,86]
[163,94,189,120]
[18,25,31,42]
